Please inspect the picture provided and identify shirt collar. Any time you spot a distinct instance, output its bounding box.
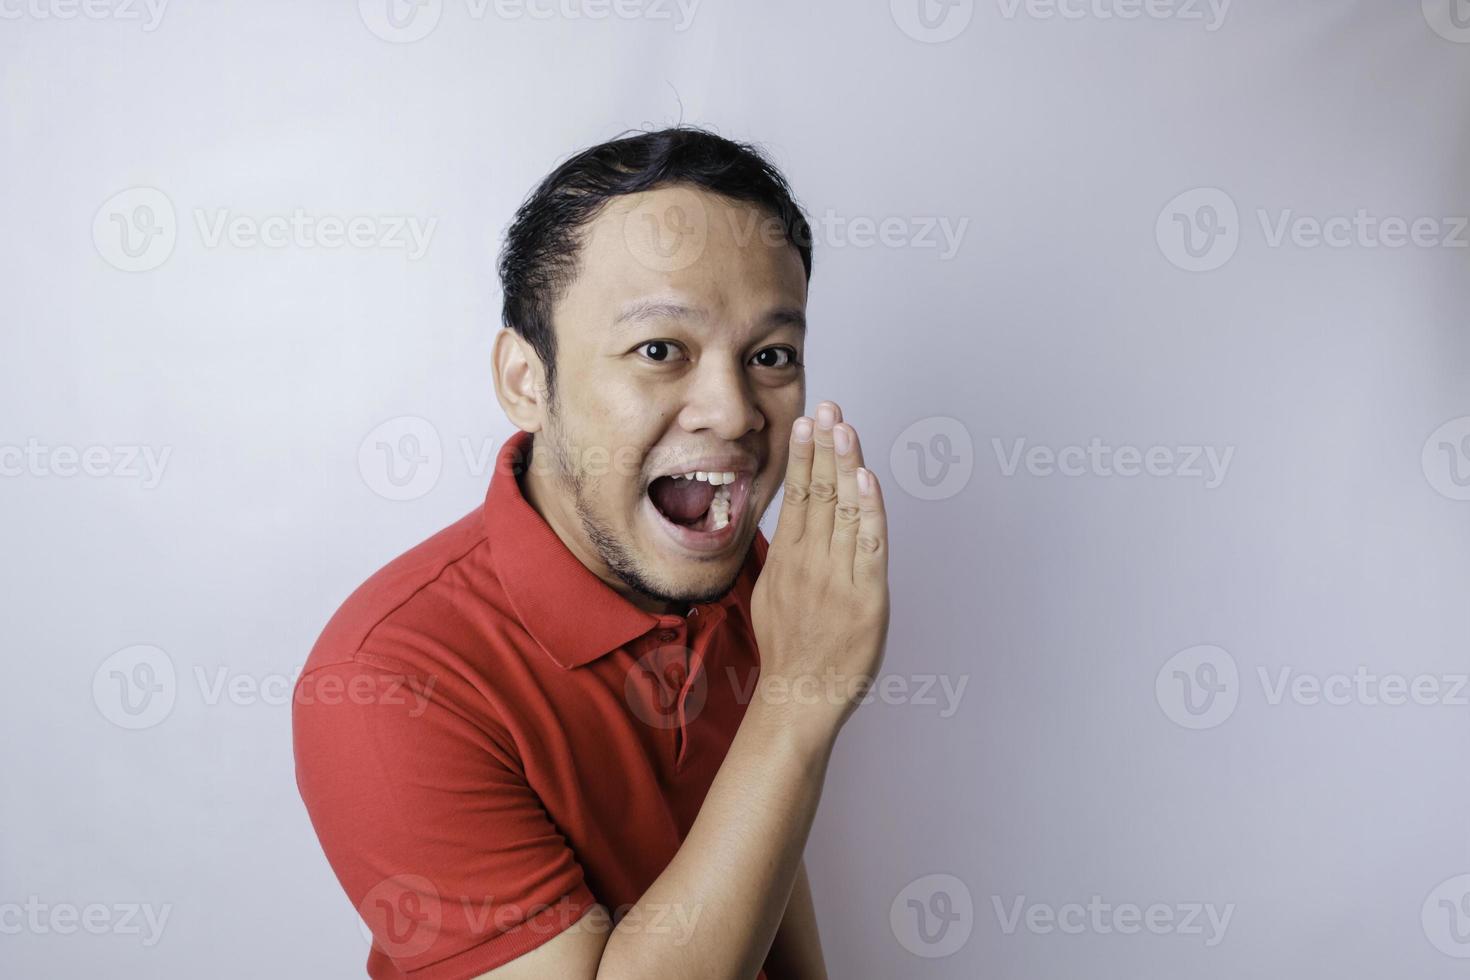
[483,429,762,671]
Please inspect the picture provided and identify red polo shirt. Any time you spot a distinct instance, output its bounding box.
[293,429,776,979]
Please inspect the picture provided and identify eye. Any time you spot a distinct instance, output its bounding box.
[634,340,685,363]
[751,346,801,369]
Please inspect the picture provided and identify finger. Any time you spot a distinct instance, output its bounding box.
[829,421,866,569]
[771,416,814,546]
[804,401,842,551]
[853,466,888,585]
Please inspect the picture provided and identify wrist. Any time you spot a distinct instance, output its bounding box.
[743,676,844,764]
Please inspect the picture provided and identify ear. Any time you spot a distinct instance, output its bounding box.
[492,328,550,433]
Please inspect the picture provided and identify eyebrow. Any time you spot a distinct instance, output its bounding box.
[612,300,806,333]
[613,300,706,327]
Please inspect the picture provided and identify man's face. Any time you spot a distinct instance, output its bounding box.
[523,185,807,612]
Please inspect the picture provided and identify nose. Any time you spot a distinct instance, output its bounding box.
[676,357,765,441]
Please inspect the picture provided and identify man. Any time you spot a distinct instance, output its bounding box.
[293,127,890,979]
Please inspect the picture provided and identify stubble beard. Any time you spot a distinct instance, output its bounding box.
[542,398,741,610]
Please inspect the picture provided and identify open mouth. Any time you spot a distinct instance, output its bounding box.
[645,469,753,553]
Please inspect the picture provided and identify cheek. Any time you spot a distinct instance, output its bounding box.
[604,409,678,481]
[563,402,661,475]
[599,388,674,439]
[760,391,803,444]
[762,379,805,417]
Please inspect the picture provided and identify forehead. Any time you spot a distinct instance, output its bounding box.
[554,185,808,344]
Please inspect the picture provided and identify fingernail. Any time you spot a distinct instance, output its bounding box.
[793,418,813,443]
[816,403,835,429]
[834,425,852,454]
[857,467,872,494]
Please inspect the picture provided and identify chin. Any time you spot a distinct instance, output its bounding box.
[643,559,745,606]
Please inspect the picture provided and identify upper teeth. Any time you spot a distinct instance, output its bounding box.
[673,470,737,485]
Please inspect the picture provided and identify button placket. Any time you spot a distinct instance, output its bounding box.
[672,665,694,770]
[644,623,690,767]
[670,604,730,771]
[682,604,725,689]
[646,604,727,771]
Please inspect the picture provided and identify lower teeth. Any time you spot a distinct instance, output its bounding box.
[709,484,732,531]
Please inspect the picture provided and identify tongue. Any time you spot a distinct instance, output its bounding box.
[649,476,717,525]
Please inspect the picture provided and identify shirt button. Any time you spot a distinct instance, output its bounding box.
[659,630,677,642]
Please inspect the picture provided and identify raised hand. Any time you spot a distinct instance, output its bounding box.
[750,400,891,740]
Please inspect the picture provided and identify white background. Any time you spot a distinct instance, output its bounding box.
[3,1,1470,977]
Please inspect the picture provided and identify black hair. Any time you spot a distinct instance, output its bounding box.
[497,126,813,399]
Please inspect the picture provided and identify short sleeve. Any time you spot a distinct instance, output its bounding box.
[292,656,599,979]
